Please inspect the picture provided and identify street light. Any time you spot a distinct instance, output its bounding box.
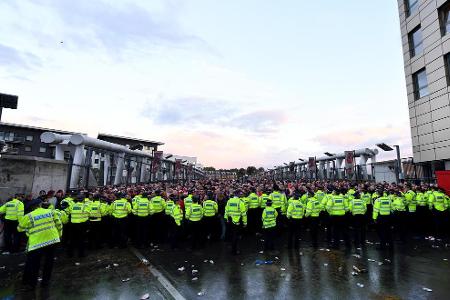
[298,158,305,162]
[324,152,335,157]
[0,93,18,121]
[376,143,402,183]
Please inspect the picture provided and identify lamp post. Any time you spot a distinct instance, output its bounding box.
[376,143,403,184]
[0,93,18,121]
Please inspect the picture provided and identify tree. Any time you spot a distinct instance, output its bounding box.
[246,166,257,176]
[203,166,216,171]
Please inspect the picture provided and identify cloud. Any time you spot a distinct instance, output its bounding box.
[21,0,207,56]
[143,97,236,125]
[315,124,413,159]
[142,96,288,135]
[229,110,288,134]
[0,43,42,70]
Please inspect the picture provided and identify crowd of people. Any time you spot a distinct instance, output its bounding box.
[1,178,449,287]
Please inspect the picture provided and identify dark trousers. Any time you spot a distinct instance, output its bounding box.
[287,219,302,249]
[190,220,202,250]
[169,220,181,249]
[394,211,408,243]
[23,244,57,286]
[263,227,276,251]
[247,209,260,233]
[228,222,241,254]
[135,217,149,247]
[3,219,20,253]
[89,221,102,249]
[330,215,350,248]
[352,215,366,247]
[68,222,87,257]
[321,214,332,244]
[416,206,428,235]
[111,217,128,248]
[433,210,447,239]
[376,215,393,249]
[309,217,320,248]
[203,216,218,241]
[150,212,165,243]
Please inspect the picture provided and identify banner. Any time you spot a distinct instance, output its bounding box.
[175,159,182,176]
[344,151,355,176]
[308,157,316,171]
[152,151,163,174]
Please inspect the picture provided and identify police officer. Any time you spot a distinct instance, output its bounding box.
[373,190,393,250]
[0,195,24,253]
[286,191,305,250]
[202,191,219,242]
[348,191,367,248]
[18,201,62,287]
[88,194,106,249]
[169,197,183,249]
[68,195,90,257]
[149,190,166,243]
[428,187,448,239]
[326,188,350,249]
[224,190,247,255]
[110,193,131,248]
[261,199,277,252]
[132,192,151,248]
[305,190,323,248]
[186,195,203,249]
[246,188,261,234]
[392,190,407,243]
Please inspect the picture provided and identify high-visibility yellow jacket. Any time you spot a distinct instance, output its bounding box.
[110,198,131,219]
[17,207,62,252]
[186,203,203,221]
[224,197,247,225]
[132,197,151,217]
[203,200,218,217]
[69,202,90,223]
[0,198,24,221]
[262,206,278,229]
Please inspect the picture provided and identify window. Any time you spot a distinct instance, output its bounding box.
[94,158,99,164]
[413,68,429,99]
[409,26,423,57]
[26,135,33,141]
[405,0,419,17]
[439,1,450,36]
[445,53,450,85]
[39,147,46,153]
[24,146,32,152]
[0,132,4,140]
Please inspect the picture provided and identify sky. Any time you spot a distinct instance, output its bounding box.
[0,0,411,169]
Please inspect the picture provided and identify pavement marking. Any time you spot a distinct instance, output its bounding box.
[130,247,186,300]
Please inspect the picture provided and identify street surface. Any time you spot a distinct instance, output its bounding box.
[1,231,450,300]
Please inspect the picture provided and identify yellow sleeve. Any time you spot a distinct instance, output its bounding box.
[0,204,6,214]
[17,213,31,232]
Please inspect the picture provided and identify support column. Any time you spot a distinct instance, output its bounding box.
[103,154,110,186]
[336,158,343,180]
[54,145,64,160]
[114,153,125,185]
[70,145,85,189]
[359,154,368,180]
[319,161,325,179]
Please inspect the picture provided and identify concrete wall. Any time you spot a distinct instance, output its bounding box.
[374,163,397,183]
[0,155,68,201]
[398,0,450,164]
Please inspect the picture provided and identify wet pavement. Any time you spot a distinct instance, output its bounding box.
[1,231,450,300]
[0,248,170,300]
[139,232,450,300]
